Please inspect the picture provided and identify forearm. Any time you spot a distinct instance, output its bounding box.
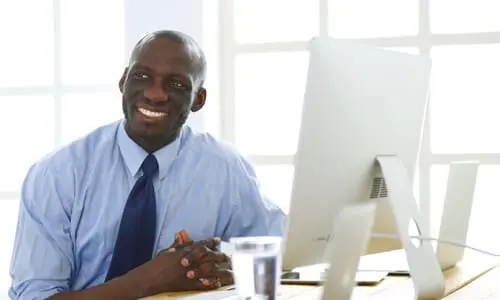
[49,271,150,300]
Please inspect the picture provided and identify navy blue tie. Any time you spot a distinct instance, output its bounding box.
[106,154,158,281]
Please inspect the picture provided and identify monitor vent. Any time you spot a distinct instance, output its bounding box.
[370,177,388,199]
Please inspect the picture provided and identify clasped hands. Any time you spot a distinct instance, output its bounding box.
[166,236,233,289]
[137,234,233,295]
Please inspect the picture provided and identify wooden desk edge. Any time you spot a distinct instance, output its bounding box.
[143,257,500,299]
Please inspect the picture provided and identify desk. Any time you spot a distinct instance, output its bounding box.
[144,252,500,299]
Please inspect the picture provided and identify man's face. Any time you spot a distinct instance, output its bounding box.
[120,38,205,146]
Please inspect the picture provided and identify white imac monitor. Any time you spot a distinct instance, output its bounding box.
[281,37,445,298]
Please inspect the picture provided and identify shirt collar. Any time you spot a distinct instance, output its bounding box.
[117,120,182,180]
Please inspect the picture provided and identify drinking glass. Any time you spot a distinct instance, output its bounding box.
[230,236,283,300]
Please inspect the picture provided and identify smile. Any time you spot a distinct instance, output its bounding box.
[138,107,168,118]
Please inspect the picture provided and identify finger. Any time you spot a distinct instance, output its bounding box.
[177,238,225,266]
[182,247,230,267]
[174,238,217,253]
[179,230,192,243]
[163,247,177,254]
[203,237,222,250]
[185,268,199,280]
[191,277,222,290]
[181,246,210,267]
[199,250,230,265]
[181,275,220,291]
[161,241,192,255]
[170,240,195,253]
[198,270,234,289]
[214,269,234,287]
[190,263,233,282]
[157,247,175,255]
[187,261,232,280]
[168,233,182,249]
[186,278,217,291]
[166,232,186,252]
[197,262,217,275]
[184,263,217,280]
[216,261,232,271]
[175,232,184,245]
[177,238,221,253]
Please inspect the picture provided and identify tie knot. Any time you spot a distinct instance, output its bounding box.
[141,154,158,177]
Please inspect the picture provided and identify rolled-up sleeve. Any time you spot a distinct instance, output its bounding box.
[9,163,74,300]
[222,157,287,240]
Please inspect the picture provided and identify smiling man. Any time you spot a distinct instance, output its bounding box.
[122,32,205,152]
[8,30,286,300]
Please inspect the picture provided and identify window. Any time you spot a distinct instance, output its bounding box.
[430,44,500,153]
[0,1,124,295]
[60,92,122,144]
[233,0,319,44]
[234,51,309,155]
[430,0,500,34]
[220,0,500,252]
[255,165,295,214]
[328,0,419,38]
[0,1,54,87]
[0,96,56,192]
[431,165,500,253]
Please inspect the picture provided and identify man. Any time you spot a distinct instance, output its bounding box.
[9,30,286,300]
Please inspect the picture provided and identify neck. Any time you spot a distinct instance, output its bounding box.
[125,127,180,154]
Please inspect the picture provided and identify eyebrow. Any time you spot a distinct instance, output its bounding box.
[130,63,192,83]
[129,63,155,73]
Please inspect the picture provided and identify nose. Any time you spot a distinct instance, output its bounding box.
[144,77,167,102]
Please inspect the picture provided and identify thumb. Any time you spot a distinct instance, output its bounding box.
[170,233,184,248]
[157,233,183,256]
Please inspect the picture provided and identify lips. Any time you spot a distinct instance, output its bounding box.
[137,107,168,119]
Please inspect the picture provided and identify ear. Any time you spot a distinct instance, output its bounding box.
[119,68,128,93]
[191,88,207,112]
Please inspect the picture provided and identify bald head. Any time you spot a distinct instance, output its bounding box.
[129,30,207,87]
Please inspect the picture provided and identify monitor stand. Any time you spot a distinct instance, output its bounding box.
[281,202,378,300]
[358,160,479,276]
[436,160,478,269]
[374,154,445,299]
[282,155,446,299]
[321,202,378,300]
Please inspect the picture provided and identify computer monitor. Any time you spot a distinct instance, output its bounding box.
[281,37,445,298]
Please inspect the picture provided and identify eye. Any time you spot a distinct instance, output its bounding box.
[167,80,187,90]
[132,72,149,80]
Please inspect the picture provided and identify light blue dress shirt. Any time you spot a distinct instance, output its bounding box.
[9,120,286,300]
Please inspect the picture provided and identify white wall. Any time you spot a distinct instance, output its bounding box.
[124,0,219,133]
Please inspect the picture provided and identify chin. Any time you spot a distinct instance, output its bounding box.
[135,124,166,137]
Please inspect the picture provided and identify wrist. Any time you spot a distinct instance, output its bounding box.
[116,270,151,299]
[122,261,163,298]
[49,272,150,300]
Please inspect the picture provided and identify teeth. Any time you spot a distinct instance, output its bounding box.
[138,107,167,118]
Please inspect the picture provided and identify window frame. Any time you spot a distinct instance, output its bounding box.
[218,0,500,232]
[0,0,122,197]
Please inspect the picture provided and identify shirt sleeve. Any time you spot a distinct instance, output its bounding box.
[221,157,287,240]
[9,163,74,300]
